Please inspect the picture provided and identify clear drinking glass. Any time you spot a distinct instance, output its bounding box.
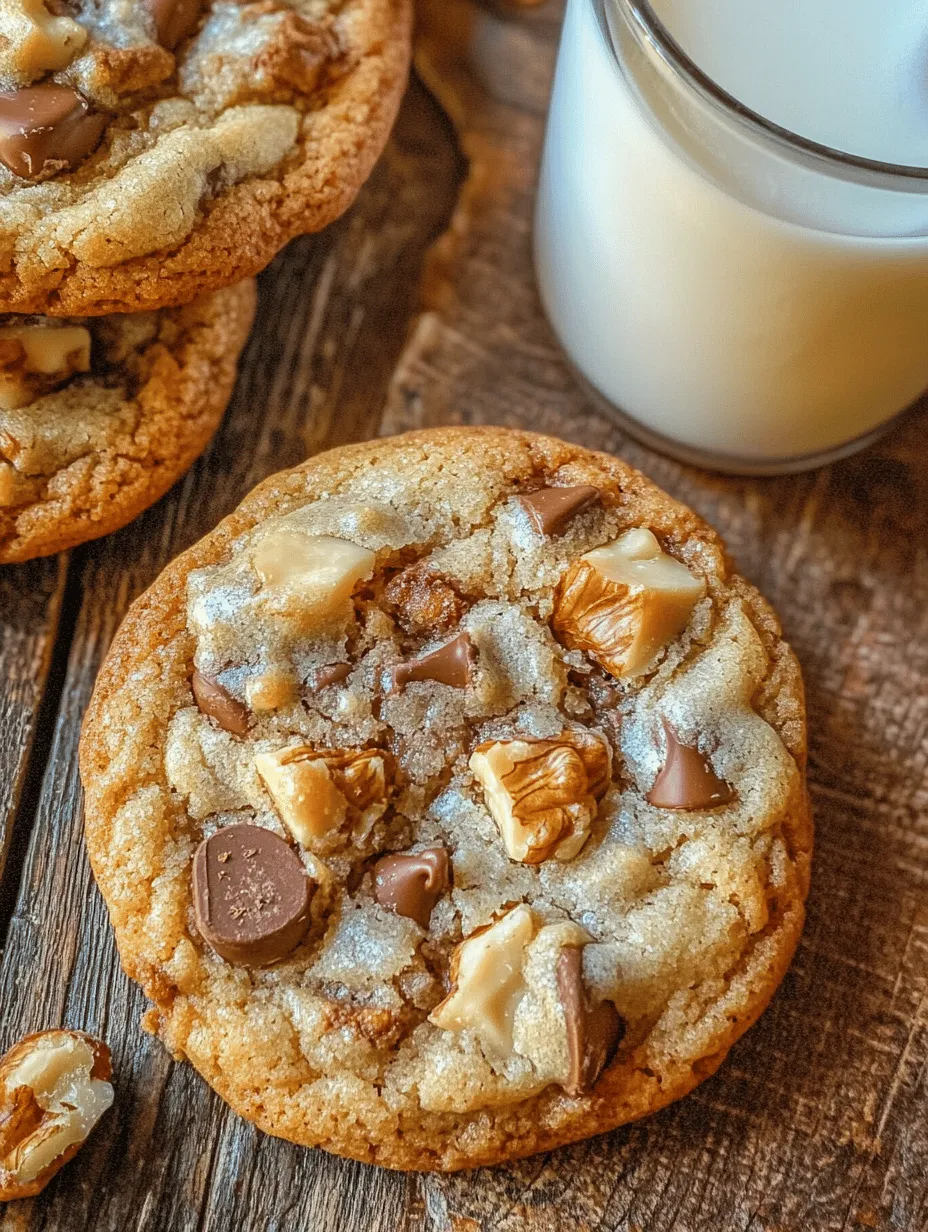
[535,0,928,474]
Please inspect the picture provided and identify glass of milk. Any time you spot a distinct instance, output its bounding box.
[535,0,928,473]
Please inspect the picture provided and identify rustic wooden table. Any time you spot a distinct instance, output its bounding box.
[1,2,927,1229]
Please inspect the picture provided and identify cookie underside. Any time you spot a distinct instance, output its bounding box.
[79,428,812,1171]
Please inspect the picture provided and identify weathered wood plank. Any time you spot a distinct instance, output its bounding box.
[0,555,67,932]
[0,77,461,1232]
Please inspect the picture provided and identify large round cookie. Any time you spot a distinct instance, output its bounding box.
[0,281,255,561]
[0,0,411,315]
[79,428,812,1171]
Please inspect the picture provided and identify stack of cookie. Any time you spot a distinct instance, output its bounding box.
[0,0,412,561]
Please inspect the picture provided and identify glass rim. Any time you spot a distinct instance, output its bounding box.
[611,0,928,182]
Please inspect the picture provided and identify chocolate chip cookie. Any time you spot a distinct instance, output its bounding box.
[0,0,411,315]
[79,427,812,1171]
[0,279,254,561]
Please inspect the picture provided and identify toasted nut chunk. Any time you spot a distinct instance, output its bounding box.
[252,531,374,625]
[430,904,536,1056]
[256,745,390,849]
[0,1029,113,1201]
[0,324,90,410]
[383,562,467,636]
[553,528,705,678]
[469,729,611,864]
[0,0,87,83]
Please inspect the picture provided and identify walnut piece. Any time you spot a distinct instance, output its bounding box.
[0,0,87,85]
[429,904,536,1056]
[256,745,390,849]
[553,528,705,678]
[383,561,467,636]
[251,531,374,628]
[0,1030,113,1201]
[0,324,91,410]
[469,728,611,864]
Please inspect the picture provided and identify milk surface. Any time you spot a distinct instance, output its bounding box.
[534,0,928,466]
[653,0,928,166]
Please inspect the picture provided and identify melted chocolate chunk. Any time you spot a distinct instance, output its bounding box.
[556,945,623,1096]
[519,485,600,536]
[311,662,352,692]
[373,848,450,928]
[391,633,475,692]
[191,670,251,737]
[192,825,312,967]
[146,0,202,48]
[0,87,106,182]
[646,722,735,811]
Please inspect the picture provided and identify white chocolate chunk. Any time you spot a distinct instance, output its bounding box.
[0,324,91,410]
[555,528,706,678]
[430,904,536,1057]
[252,531,374,625]
[0,0,87,84]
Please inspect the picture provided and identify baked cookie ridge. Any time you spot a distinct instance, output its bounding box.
[79,427,812,1171]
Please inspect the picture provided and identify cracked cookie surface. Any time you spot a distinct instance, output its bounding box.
[0,0,411,315]
[79,427,812,1171]
[0,279,255,561]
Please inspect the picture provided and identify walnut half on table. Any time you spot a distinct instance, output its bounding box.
[0,1029,114,1202]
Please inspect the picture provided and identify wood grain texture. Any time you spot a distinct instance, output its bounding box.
[1,2,928,1229]
[0,555,66,922]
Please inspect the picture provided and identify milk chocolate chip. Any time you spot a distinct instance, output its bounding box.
[192,824,312,966]
[311,662,351,691]
[373,848,450,928]
[556,945,623,1096]
[391,632,476,691]
[191,670,251,737]
[646,722,735,810]
[519,485,600,536]
[146,0,201,48]
[0,86,105,181]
